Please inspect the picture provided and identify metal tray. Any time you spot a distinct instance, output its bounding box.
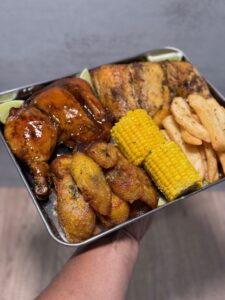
[1,47,225,247]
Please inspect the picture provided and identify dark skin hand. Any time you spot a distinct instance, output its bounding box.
[36,216,151,300]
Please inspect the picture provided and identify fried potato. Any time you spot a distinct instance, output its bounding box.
[98,193,130,227]
[188,95,225,152]
[87,142,119,169]
[153,102,170,127]
[71,152,112,216]
[136,167,158,209]
[217,152,225,174]
[180,128,202,146]
[106,155,143,203]
[162,115,205,179]
[51,155,96,243]
[171,97,210,142]
[203,142,219,183]
[161,129,171,140]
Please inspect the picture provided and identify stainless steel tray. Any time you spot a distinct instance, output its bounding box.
[1,47,225,247]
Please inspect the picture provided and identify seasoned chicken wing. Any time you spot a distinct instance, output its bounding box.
[98,193,130,228]
[51,155,96,243]
[162,61,210,98]
[91,62,170,122]
[87,142,119,169]
[71,152,112,215]
[106,155,143,203]
[32,78,111,146]
[4,106,58,199]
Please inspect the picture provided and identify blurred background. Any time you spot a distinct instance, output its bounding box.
[1,0,225,299]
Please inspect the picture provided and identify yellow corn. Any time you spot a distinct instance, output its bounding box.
[144,141,202,201]
[111,109,166,165]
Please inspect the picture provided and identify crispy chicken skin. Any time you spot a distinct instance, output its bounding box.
[87,142,119,169]
[4,106,58,198]
[32,78,111,146]
[70,152,112,216]
[106,155,143,203]
[91,62,170,122]
[51,155,96,243]
[98,193,130,228]
[136,168,158,209]
[162,61,211,98]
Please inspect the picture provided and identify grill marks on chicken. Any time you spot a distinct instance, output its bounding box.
[91,61,211,123]
[162,61,211,98]
[91,62,170,121]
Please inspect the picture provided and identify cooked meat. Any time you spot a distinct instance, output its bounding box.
[32,78,111,146]
[162,61,211,98]
[106,155,143,203]
[98,193,130,228]
[91,62,170,121]
[51,155,96,243]
[4,106,58,198]
[87,142,119,169]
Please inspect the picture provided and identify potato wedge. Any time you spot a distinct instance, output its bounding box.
[71,152,111,216]
[188,95,225,152]
[203,142,219,183]
[171,97,210,142]
[180,128,202,145]
[161,129,171,140]
[162,115,204,179]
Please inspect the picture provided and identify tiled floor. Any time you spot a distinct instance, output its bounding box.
[1,1,225,299]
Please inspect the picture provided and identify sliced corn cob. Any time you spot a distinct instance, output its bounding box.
[111,109,166,165]
[144,141,202,201]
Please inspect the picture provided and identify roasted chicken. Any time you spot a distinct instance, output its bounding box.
[4,106,58,198]
[162,61,211,98]
[51,155,96,243]
[91,62,170,123]
[4,78,111,199]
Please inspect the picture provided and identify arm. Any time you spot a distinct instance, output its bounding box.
[37,217,151,300]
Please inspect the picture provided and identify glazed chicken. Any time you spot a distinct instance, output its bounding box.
[91,62,170,124]
[4,78,111,199]
[51,155,96,243]
[32,78,111,146]
[4,107,58,198]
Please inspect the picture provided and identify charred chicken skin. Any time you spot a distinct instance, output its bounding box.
[4,78,111,199]
[4,106,58,198]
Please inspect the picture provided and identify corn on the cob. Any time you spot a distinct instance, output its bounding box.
[144,141,202,201]
[111,109,165,165]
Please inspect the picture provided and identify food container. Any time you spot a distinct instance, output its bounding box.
[1,47,225,247]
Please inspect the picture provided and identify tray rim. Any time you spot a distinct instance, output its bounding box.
[1,46,225,247]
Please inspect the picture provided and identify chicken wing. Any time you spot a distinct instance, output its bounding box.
[51,155,96,243]
[4,106,58,198]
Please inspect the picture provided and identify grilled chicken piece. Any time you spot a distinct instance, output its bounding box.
[51,155,96,243]
[4,106,58,198]
[32,78,111,146]
[91,62,170,122]
[162,61,211,98]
